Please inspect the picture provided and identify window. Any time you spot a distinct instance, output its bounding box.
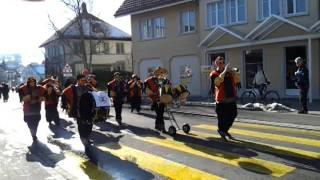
[141,19,153,40]
[94,42,109,54]
[207,1,225,28]
[116,43,124,54]
[258,0,281,20]
[141,17,165,40]
[153,17,165,38]
[181,10,196,33]
[229,0,246,23]
[286,0,307,15]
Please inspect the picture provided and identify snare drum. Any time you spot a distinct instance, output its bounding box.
[174,84,190,104]
[159,85,173,104]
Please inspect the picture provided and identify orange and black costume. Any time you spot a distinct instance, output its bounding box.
[210,69,240,136]
[107,78,127,124]
[127,77,143,113]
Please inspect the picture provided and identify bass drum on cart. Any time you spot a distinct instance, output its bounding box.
[159,85,173,105]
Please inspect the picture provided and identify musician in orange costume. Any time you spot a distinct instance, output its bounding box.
[210,56,240,140]
[107,72,127,125]
[144,67,172,132]
[127,74,143,113]
[19,77,46,142]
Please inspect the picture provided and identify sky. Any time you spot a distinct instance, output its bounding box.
[0,0,130,65]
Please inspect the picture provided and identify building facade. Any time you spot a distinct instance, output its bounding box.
[41,6,132,80]
[116,0,320,100]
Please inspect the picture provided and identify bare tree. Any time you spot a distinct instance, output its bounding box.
[47,0,109,72]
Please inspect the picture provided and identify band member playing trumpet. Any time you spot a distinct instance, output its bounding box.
[107,72,127,126]
[144,67,172,132]
[210,56,240,141]
[127,74,143,113]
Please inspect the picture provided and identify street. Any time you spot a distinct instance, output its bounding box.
[1,92,320,180]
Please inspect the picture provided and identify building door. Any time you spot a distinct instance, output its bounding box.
[244,49,263,88]
[285,46,306,96]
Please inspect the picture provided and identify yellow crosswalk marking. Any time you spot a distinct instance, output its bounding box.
[234,122,320,138]
[136,137,295,177]
[195,125,320,148]
[97,143,224,180]
[184,130,320,160]
[57,152,112,180]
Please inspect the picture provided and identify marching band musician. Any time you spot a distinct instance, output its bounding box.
[61,74,96,149]
[43,77,61,126]
[144,67,172,132]
[127,74,143,113]
[107,72,127,126]
[210,56,240,141]
[20,77,46,142]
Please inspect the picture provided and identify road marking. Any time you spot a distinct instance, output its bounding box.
[195,125,320,148]
[97,143,224,180]
[234,122,320,138]
[185,130,320,160]
[57,152,112,180]
[135,137,295,177]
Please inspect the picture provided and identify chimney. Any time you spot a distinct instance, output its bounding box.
[81,2,87,14]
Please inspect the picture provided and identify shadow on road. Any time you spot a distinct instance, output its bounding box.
[26,141,65,168]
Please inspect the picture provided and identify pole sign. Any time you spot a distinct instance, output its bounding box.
[63,64,73,77]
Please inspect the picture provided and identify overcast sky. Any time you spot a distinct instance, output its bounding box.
[0,0,130,65]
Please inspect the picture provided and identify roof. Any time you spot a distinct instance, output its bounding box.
[199,26,244,47]
[245,15,309,40]
[40,13,131,47]
[115,0,194,17]
[310,21,320,32]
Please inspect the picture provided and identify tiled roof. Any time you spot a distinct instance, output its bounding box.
[115,0,192,17]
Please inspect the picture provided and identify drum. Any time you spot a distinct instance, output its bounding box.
[159,85,173,104]
[174,84,190,104]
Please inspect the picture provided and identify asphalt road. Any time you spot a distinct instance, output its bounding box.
[1,92,320,180]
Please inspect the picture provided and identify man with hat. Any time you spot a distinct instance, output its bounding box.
[144,67,172,132]
[107,72,127,125]
[127,74,143,113]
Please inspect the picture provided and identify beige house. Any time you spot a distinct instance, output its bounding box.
[116,0,320,100]
[41,6,132,80]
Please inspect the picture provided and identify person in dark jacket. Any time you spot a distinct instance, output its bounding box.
[2,82,9,102]
[107,72,127,126]
[61,74,95,147]
[294,57,309,114]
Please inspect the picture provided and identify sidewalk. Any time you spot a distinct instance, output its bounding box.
[184,98,320,116]
[134,97,320,131]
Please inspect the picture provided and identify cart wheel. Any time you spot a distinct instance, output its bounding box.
[168,126,177,136]
[182,124,190,134]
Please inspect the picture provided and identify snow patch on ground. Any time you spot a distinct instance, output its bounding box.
[242,102,296,112]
